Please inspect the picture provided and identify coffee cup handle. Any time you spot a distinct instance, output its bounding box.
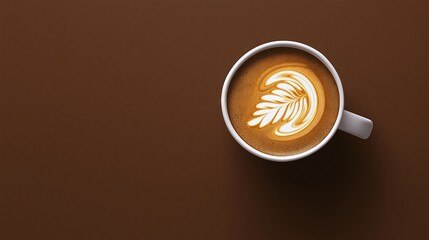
[338,110,373,139]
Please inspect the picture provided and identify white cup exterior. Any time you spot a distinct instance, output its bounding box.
[221,41,345,162]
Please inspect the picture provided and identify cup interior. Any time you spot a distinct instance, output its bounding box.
[221,41,345,162]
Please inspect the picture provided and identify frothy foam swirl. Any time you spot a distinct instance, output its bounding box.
[247,70,318,137]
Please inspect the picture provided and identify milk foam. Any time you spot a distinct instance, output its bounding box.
[248,70,318,137]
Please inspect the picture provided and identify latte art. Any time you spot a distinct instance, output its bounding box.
[248,70,318,137]
[228,47,338,155]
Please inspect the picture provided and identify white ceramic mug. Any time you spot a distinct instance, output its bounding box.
[221,41,373,162]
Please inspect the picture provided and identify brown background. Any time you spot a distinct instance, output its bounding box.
[0,0,428,239]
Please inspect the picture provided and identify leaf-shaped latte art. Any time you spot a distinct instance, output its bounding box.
[248,70,318,137]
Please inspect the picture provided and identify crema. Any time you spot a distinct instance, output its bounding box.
[227,47,339,156]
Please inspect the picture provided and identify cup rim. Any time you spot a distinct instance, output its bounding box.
[221,41,345,162]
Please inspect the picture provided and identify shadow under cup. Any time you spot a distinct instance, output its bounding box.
[221,41,345,162]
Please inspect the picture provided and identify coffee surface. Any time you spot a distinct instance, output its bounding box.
[227,47,340,156]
